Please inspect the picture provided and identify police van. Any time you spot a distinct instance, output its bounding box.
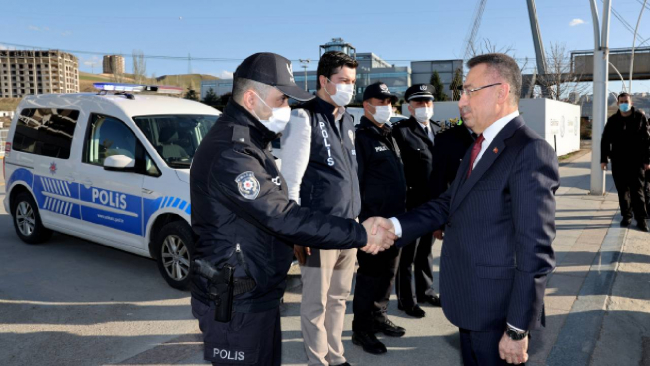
[3,83,221,289]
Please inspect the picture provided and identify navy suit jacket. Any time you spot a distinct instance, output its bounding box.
[396,116,560,332]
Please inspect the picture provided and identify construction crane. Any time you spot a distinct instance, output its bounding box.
[462,0,488,62]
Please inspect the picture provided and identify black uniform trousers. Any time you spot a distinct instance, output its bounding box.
[611,160,648,221]
[352,245,401,332]
[459,328,524,366]
[645,169,650,212]
[395,231,436,308]
[192,298,281,366]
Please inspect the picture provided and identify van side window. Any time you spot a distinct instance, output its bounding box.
[12,108,79,159]
[84,114,136,166]
[83,114,161,177]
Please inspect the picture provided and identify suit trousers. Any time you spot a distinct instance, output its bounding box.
[300,248,357,366]
[459,328,525,366]
[611,161,647,221]
[352,246,401,332]
[395,232,436,308]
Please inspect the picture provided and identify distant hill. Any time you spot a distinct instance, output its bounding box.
[78,72,218,93]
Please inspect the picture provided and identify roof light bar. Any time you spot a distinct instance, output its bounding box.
[93,83,184,95]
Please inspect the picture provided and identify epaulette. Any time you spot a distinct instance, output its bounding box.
[232,125,250,145]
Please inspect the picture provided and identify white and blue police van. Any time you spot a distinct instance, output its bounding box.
[2,83,221,289]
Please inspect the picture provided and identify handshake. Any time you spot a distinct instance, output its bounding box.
[360,217,397,255]
[293,217,397,264]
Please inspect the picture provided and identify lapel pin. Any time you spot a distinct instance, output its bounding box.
[493,147,499,154]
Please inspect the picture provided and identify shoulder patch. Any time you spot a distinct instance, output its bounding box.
[232,125,250,144]
[235,171,260,200]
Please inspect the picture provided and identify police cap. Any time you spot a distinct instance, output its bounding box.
[405,84,435,102]
[363,82,398,104]
[234,52,314,101]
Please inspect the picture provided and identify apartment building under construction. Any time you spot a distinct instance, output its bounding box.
[0,50,79,98]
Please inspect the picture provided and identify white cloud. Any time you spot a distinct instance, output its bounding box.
[570,18,585,26]
[43,26,50,31]
[28,25,40,31]
[61,31,73,37]
[82,56,100,67]
[0,44,7,50]
[218,70,234,79]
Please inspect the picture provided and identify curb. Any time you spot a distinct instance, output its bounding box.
[546,210,627,366]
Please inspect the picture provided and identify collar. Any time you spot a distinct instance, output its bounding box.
[224,101,279,147]
[316,96,346,121]
[481,110,519,145]
[359,116,390,136]
[417,120,431,131]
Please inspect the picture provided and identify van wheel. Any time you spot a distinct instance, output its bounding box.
[12,192,52,244]
[154,220,194,290]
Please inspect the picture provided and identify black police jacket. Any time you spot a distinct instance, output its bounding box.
[190,101,367,313]
[355,116,407,222]
[284,97,361,219]
[601,107,650,166]
[392,116,438,209]
[431,125,475,199]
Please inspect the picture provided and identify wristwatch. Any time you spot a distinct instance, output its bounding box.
[505,326,529,341]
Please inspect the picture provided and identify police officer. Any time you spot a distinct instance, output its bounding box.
[392,84,441,318]
[351,82,408,355]
[601,92,650,232]
[189,52,396,366]
[281,51,360,366]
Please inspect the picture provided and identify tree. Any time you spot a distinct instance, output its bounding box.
[184,82,199,101]
[429,71,448,101]
[202,88,219,107]
[537,42,589,103]
[450,68,463,101]
[132,50,147,84]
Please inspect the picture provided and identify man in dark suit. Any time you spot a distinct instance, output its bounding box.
[392,84,442,318]
[368,53,560,365]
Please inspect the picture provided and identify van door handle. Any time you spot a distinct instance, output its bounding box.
[142,188,153,195]
[64,175,76,182]
[81,179,93,186]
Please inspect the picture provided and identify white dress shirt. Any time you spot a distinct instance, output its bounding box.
[417,120,436,142]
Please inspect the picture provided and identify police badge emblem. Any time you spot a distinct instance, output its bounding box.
[235,171,260,200]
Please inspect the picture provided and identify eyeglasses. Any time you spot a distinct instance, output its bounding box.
[458,83,502,98]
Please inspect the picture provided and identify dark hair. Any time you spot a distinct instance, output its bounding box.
[316,51,358,90]
[617,92,631,102]
[232,77,273,103]
[467,53,522,105]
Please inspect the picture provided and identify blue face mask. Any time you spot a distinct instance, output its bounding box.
[619,103,631,113]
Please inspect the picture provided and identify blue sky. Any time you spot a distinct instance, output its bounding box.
[3,0,650,93]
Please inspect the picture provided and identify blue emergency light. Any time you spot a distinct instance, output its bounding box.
[93,83,184,95]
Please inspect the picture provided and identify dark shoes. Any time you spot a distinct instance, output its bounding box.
[373,318,406,337]
[621,218,632,227]
[398,303,426,318]
[419,294,442,307]
[331,363,351,366]
[638,220,649,232]
[352,331,387,355]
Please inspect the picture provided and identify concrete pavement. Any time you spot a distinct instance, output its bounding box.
[1,150,648,366]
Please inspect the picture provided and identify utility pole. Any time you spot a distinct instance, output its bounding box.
[589,0,612,196]
[299,59,311,92]
[628,0,648,93]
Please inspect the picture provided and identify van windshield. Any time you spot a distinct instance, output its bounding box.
[132,114,219,169]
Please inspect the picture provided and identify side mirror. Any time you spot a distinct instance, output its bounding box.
[104,155,135,171]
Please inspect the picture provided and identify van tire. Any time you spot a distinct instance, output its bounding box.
[154,220,195,290]
[12,192,53,244]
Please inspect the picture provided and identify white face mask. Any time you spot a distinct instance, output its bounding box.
[415,106,434,123]
[253,92,291,134]
[370,104,392,124]
[325,77,354,107]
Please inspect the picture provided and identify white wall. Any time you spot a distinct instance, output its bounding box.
[403,99,581,156]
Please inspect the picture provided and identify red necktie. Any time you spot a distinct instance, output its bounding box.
[467,134,485,178]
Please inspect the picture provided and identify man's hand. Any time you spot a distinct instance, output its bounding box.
[601,162,608,171]
[499,332,529,364]
[644,163,650,171]
[294,245,311,265]
[433,229,444,240]
[361,217,397,254]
